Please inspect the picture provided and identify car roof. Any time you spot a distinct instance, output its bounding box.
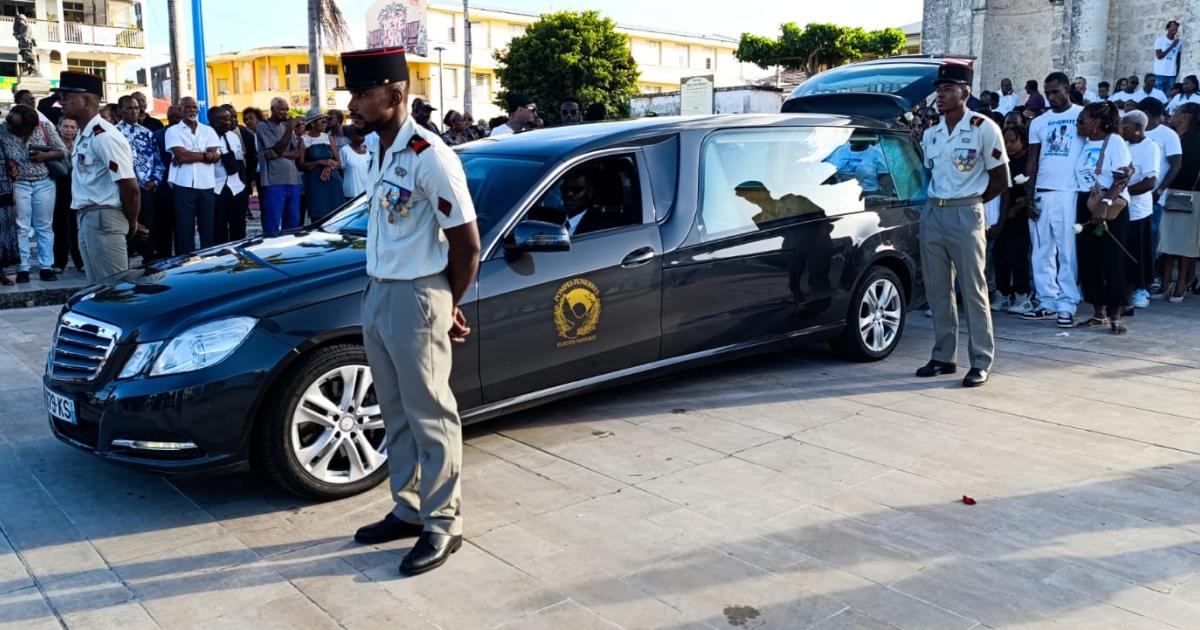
[456,114,905,160]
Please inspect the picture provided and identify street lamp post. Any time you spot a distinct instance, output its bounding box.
[434,46,447,116]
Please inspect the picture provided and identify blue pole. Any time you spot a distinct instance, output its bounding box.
[191,0,209,123]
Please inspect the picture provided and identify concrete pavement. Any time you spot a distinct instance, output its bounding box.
[2,300,1200,629]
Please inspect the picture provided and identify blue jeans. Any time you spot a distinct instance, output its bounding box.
[14,178,57,271]
[261,184,302,236]
[1151,201,1165,259]
[1156,74,1176,94]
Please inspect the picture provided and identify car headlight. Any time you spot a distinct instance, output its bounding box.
[148,317,257,376]
[118,341,162,379]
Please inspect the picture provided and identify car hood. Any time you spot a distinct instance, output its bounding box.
[68,229,366,340]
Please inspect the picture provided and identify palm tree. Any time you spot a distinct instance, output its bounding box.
[308,0,352,116]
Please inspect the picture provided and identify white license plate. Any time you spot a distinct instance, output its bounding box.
[45,387,76,425]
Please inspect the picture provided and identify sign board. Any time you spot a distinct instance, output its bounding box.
[680,75,714,115]
[366,0,429,57]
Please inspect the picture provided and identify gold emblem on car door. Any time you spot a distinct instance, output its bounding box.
[554,278,601,348]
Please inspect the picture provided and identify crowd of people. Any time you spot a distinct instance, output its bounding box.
[913,21,1200,335]
[0,83,610,285]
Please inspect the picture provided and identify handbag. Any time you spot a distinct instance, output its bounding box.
[1085,135,1129,222]
[0,140,15,208]
[39,124,69,180]
[1163,167,1200,214]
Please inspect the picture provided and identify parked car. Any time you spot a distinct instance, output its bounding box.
[783,55,980,118]
[44,114,927,499]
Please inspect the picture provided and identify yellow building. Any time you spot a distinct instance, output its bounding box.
[188,3,767,119]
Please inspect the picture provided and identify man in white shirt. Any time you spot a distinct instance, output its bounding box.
[165,96,220,254]
[1023,72,1085,328]
[1134,72,1169,104]
[996,78,1020,115]
[1114,75,1140,103]
[207,106,248,244]
[1137,98,1184,261]
[1155,21,1183,94]
[1073,77,1099,104]
[489,92,538,138]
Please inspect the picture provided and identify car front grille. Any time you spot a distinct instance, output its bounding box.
[49,313,121,382]
[53,417,99,448]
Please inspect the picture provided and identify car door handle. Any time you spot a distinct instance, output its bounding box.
[621,248,656,268]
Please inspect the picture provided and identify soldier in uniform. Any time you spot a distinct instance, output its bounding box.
[916,62,1010,388]
[342,48,481,576]
[56,71,141,284]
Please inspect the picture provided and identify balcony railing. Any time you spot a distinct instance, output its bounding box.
[0,16,144,49]
[104,82,149,103]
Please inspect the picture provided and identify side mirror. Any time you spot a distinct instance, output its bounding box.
[505,220,571,253]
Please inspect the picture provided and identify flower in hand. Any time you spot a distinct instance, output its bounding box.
[1013,174,1029,186]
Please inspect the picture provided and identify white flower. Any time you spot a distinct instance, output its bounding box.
[1073,223,1084,234]
[1013,174,1029,185]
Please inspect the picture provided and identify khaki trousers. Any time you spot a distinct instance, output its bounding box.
[361,275,462,536]
[77,207,129,284]
[920,202,995,370]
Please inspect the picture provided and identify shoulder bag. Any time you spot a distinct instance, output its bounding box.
[0,139,15,207]
[1162,159,1200,214]
[37,123,70,180]
[1085,135,1128,222]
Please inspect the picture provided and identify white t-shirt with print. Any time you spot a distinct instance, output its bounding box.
[1076,134,1133,200]
[1126,138,1161,221]
[1167,92,1200,115]
[1155,35,1182,77]
[1029,105,1085,192]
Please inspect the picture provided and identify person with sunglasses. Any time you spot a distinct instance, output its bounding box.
[489,93,537,138]
[559,97,582,126]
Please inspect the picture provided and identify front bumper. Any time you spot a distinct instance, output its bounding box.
[44,329,296,476]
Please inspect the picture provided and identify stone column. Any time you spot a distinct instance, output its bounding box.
[1068,0,1112,88]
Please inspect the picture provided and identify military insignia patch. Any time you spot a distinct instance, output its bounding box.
[970,117,985,127]
[437,197,452,217]
[108,161,118,172]
[409,136,430,155]
[992,148,1003,160]
[93,125,105,135]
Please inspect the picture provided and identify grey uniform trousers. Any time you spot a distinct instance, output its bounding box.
[77,207,129,284]
[920,201,995,370]
[362,274,463,536]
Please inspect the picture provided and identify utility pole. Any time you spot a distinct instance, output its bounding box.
[308,0,325,115]
[167,0,182,104]
[191,0,209,122]
[462,0,472,115]
[435,46,446,115]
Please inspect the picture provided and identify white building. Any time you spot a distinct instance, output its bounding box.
[0,0,151,105]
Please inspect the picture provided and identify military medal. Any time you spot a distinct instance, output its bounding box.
[387,212,395,223]
[395,167,407,177]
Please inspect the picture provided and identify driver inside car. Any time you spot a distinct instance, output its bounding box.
[528,165,627,236]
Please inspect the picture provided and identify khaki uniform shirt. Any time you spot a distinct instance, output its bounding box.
[366,117,476,281]
[921,110,1007,199]
[71,114,135,210]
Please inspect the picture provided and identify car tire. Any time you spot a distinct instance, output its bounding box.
[834,266,907,362]
[257,343,389,500]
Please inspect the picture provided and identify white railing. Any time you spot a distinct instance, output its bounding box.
[0,17,62,44]
[62,22,144,49]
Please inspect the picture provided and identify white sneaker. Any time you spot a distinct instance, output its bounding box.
[1007,294,1034,314]
[990,292,1012,312]
[924,308,933,318]
[1132,290,1150,309]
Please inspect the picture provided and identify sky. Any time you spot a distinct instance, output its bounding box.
[145,0,923,67]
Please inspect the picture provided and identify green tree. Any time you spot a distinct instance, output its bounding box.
[494,10,639,124]
[736,23,906,76]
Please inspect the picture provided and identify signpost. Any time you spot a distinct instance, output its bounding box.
[680,75,715,116]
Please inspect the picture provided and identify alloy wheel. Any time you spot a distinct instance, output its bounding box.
[290,364,386,484]
[858,278,902,353]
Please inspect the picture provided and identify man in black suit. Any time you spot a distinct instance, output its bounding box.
[529,165,628,236]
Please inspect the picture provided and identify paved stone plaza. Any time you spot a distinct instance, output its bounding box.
[2,301,1200,629]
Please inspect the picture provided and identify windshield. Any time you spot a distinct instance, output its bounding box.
[321,153,547,236]
[790,63,938,108]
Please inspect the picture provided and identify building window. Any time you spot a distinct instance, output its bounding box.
[324,64,338,76]
[442,67,458,98]
[68,58,106,82]
[470,22,488,49]
[62,1,84,23]
[633,40,660,66]
[0,53,16,77]
[705,58,712,70]
[216,78,230,95]
[296,64,308,75]
[0,1,34,19]
[448,25,456,43]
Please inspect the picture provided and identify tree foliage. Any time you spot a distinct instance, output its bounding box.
[736,23,907,75]
[494,11,639,124]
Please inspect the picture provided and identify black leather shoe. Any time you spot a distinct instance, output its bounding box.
[39,269,57,282]
[15,271,29,284]
[962,368,989,388]
[400,532,462,576]
[915,360,957,377]
[354,513,423,545]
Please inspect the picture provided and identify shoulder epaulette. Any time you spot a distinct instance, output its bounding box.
[93,125,105,135]
[409,135,430,155]
[970,116,985,127]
